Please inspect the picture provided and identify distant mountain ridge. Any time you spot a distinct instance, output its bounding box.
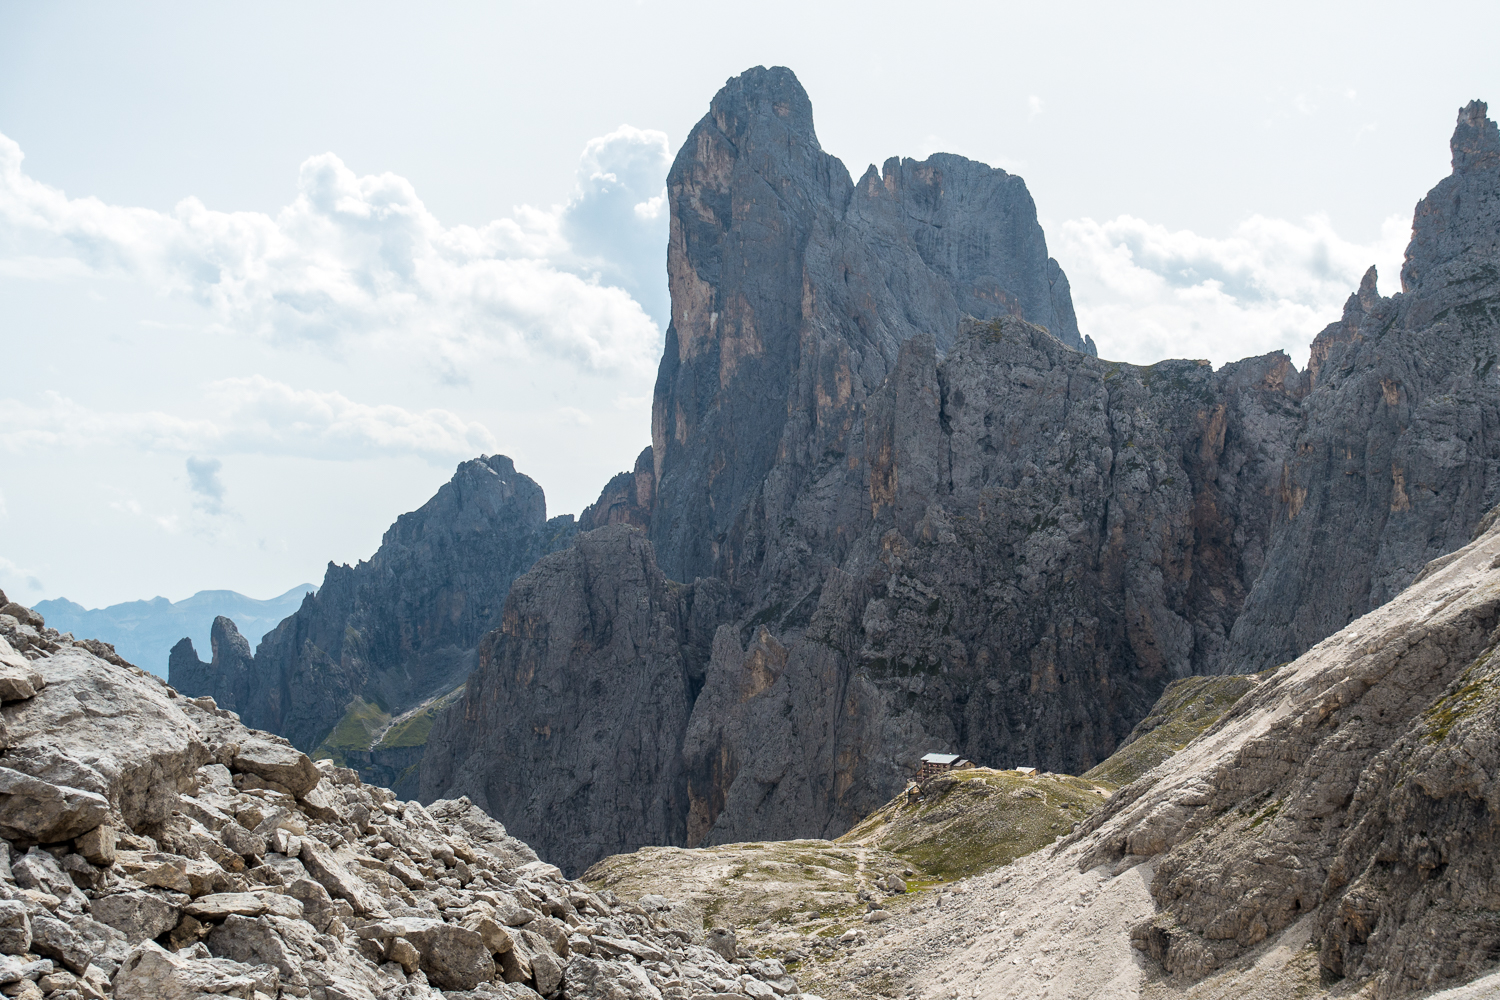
[35,584,315,677]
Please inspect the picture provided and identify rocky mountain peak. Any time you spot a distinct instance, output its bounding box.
[1401,100,1500,298]
[1452,98,1498,173]
[704,64,820,152]
[170,455,577,754]
[650,65,1092,584]
[1306,264,1384,387]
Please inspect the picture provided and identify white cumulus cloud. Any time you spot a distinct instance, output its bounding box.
[1055,212,1411,368]
[0,127,673,376]
[0,376,497,464]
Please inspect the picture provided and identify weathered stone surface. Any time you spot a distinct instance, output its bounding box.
[12,849,83,905]
[520,928,563,994]
[0,769,108,844]
[135,853,230,897]
[218,820,264,859]
[29,912,124,973]
[0,657,42,703]
[0,604,42,630]
[298,839,378,916]
[205,913,300,978]
[186,891,303,920]
[1,645,209,831]
[229,738,320,796]
[426,796,539,870]
[0,901,29,955]
[113,940,266,1000]
[91,890,179,943]
[461,912,513,955]
[74,823,116,865]
[578,446,656,534]
[421,525,726,874]
[0,635,29,672]
[386,935,419,974]
[357,915,494,990]
[563,954,664,1000]
[706,926,737,961]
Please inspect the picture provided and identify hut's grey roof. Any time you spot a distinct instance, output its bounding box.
[921,753,961,764]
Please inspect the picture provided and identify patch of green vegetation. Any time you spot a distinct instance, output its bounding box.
[1422,649,1497,744]
[375,685,465,750]
[838,768,1112,881]
[312,696,390,765]
[1249,799,1281,828]
[1083,674,1261,787]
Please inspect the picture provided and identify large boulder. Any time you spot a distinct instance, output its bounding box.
[0,639,43,702]
[298,839,381,917]
[229,738,320,796]
[30,912,127,974]
[0,901,30,955]
[357,916,494,990]
[0,647,209,831]
[563,954,663,1000]
[91,891,180,944]
[113,940,276,1000]
[0,767,108,844]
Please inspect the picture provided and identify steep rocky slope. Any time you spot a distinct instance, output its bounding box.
[0,591,814,1000]
[171,455,577,754]
[856,501,1500,999]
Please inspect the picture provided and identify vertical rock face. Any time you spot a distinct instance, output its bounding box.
[172,455,576,752]
[1225,101,1500,671]
[648,65,1089,587]
[670,321,1304,850]
[420,526,727,874]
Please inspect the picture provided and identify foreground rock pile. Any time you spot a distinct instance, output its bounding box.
[0,591,809,1000]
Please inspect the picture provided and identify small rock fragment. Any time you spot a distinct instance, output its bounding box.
[74,824,116,866]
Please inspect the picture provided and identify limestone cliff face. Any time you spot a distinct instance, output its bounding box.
[648,65,1090,587]
[421,82,1500,873]
[1226,101,1500,672]
[420,526,727,875]
[669,319,1303,852]
[171,455,576,752]
[577,446,655,533]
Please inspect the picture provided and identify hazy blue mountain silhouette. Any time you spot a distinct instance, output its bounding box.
[36,584,315,677]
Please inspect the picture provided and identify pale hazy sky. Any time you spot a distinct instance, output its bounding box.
[2,1,1496,609]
